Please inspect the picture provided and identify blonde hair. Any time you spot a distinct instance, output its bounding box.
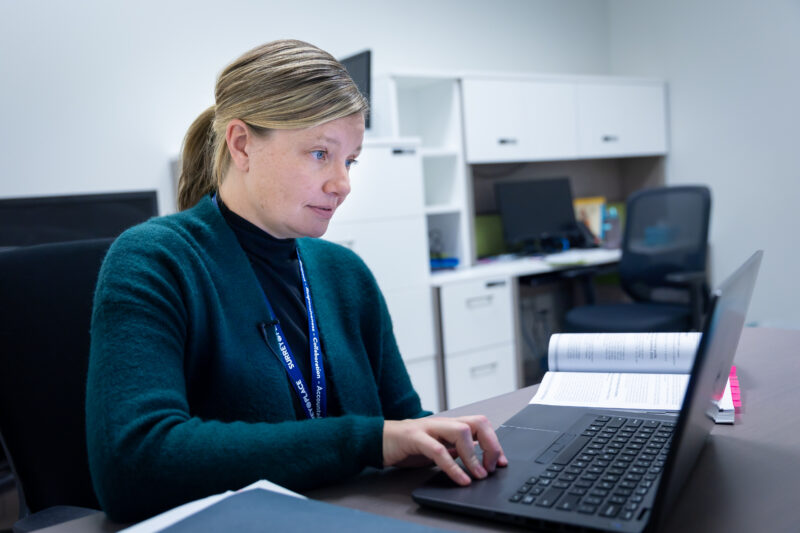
[177,39,369,211]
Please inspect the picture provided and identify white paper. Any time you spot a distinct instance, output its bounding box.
[530,371,690,411]
[548,332,701,374]
[120,479,304,533]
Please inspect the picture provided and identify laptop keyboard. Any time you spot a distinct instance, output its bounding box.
[508,415,674,521]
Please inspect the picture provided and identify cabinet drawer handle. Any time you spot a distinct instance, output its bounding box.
[465,295,493,309]
[392,148,416,155]
[470,361,498,378]
[497,138,518,145]
[485,280,506,288]
[601,135,619,143]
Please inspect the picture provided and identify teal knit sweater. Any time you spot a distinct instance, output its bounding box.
[86,196,428,522]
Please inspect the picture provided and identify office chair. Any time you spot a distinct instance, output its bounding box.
[563,185,711,333]
[0,238,114,532]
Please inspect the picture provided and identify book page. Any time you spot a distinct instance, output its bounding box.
[530,371,690,411]
[548,332,701,374]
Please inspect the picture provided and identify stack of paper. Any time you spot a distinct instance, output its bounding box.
[711,366,741,424]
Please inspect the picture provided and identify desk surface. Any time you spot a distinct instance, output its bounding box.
[37,327,800,533]
[429,247,621,286]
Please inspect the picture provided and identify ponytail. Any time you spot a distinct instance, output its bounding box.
[177,106,217,211]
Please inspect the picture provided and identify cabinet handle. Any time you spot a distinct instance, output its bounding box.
[470,361,498,378]
[601,135,619,143]
[485,280,506,288]
[465,295,493,309]
[497,138,518,145]
[392,148,416,155]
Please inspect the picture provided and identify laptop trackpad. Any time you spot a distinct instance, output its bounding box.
[496,425,560,462]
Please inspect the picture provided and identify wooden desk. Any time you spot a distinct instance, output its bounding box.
[35,327,800,532]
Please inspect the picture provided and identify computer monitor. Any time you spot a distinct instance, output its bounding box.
[495,177,579,254]
[339,49,371,129]
[0,190,158,249]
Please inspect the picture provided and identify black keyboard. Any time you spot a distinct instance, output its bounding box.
[508,415,674,521]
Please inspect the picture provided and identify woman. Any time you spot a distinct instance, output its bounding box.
[86,39,506,522]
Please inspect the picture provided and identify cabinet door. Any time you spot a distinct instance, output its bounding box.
[404,356,440,413]
[322,217,429,290]
[444,343,516,409]
[382,286,435,361]
[440,277,514,355]
[577,82,667,158]
[461,79,578,163]
[334,143,424,222]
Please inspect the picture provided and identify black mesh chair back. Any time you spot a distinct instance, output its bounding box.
[619,186,711,304]
[0,238,113,518]
[563,185,711,333]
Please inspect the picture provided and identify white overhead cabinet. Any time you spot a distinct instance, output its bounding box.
[576,82,668,158]
[461,77,667,164]
[461,79,579,163]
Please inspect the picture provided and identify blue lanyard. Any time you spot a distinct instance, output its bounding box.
[257,258,327,419]
[212,193,327,419]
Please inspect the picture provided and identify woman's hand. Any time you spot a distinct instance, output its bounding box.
[383,415,508,486]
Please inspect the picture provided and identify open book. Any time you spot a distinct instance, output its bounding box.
[529,332,736,424]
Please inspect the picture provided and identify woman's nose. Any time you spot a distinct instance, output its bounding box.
[324,163,351,199]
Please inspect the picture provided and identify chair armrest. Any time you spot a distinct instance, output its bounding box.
[13,506,102,533]
[665,270,706,285]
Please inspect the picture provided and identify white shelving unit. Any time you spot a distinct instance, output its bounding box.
[371,70,669,409]
[373,74,475,274]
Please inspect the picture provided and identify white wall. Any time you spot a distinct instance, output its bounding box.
[6,0,793,329]
[608,0,800,329]
[0,0,609,214]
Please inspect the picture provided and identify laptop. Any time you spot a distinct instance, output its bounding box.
[414,251,763,532]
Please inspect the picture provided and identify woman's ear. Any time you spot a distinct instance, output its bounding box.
[225,119,251,172]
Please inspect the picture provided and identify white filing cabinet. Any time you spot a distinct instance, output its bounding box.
[439,276,517,408]
[323,139,440,412]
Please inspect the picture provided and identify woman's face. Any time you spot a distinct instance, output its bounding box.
[227,113,364,239]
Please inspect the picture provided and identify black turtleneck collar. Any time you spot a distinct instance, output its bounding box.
[216,195,297,262]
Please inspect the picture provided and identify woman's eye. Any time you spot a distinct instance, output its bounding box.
[312,150,327,161]
[345,159,358,169]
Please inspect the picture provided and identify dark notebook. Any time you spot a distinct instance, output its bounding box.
[160,488,448,532]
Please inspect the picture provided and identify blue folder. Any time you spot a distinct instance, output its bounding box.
[160,488,449,532]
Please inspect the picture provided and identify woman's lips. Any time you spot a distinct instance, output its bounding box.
[308,205,335,219]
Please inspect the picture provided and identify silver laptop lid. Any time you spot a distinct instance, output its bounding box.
[652,250,762,522]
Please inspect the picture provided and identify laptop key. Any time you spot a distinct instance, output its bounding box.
[509,493,523,503]
[600,503,621,518]
[577,504,598,514]
[556,494,580,511]
[552,436,591,465]
[535,488,564,508]
[583,496,603,506]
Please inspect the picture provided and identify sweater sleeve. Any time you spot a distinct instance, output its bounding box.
[86,227,385,523]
